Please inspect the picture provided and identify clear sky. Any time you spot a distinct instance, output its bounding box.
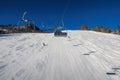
[0,0,120,30]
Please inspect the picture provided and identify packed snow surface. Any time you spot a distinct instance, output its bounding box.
[0,30,120,80]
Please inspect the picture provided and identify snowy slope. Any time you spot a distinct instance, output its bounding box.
[0,31,120,80]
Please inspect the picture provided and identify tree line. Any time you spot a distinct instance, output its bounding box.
[1,23,120,35]
[77,24,120,35]
[0,24,45,34]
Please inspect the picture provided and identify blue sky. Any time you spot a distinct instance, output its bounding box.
[0,0,120,30]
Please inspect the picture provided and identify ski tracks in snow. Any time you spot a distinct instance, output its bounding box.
[0,31,120,80]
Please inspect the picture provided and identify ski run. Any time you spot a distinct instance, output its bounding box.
[0,30,120,80]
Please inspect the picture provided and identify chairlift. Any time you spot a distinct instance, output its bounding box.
[17,11,35,32]
[54,25,67,37]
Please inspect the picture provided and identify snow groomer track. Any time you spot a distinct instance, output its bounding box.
[0,30,120,80]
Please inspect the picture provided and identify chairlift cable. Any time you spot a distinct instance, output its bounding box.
[56,0,70,26]
[61,0,70,21]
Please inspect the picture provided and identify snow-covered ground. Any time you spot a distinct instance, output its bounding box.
[0,30,120,80]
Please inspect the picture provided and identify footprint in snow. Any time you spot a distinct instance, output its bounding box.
[36,61,45,72]
[12,60,16,63]
[15,46,23,51]
[11,77,15,80]
[15,69,25,77]
[2,53,11,58]
[83,51,95,55]
[0,64,7,70]
[73,44,82,46]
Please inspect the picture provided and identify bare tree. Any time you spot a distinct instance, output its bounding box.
[77,24,88,30]
[114,26,120,35]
